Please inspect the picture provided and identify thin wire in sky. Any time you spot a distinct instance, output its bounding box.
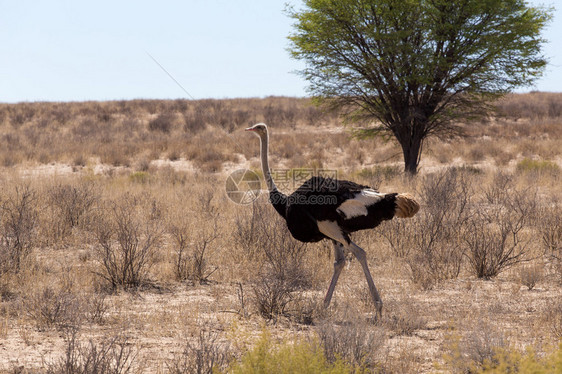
[145,51,252,156]
[145,51,196,100]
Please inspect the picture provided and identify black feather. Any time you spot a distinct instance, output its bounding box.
[267,176,398,243]
[269,189,287,219]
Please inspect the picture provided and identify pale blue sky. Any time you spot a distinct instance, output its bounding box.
[0,0,560,103]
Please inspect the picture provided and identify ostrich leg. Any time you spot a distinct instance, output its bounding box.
[348,241,383,318]
[323,241,345,308]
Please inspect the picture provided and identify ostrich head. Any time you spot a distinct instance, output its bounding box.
[245,123,268,138]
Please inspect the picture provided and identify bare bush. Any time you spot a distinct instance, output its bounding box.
[233,203,270,260]
[382,169,471,289]
[260,221,309,283]
[47,330,136,374]
[542,300,562,339]
[47,183,98,240]
[483,172,513,205]
[168,189,221,284]
[518,263,543,290]
[168,327,231,374]
[538,203,562,282]
[182,112,206,134]
[0,185,38,275]
[316,313,386,368]
[84,292,109,324]
[148,112,175,133]
[252,265,306,320]
[496,92,562,119]
[25,286,83,331]
[246,202,311,320]
[169,215,220,285]
[92,194,163,290]
[463,178,536,278]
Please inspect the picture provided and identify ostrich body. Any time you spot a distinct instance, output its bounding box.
[246,123,419,316]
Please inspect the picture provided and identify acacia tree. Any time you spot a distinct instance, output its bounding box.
[288,0,551,174]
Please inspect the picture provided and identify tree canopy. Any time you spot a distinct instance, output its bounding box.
[288,0,552,174]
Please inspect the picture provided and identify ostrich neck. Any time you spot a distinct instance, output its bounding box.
[259,133,277,192]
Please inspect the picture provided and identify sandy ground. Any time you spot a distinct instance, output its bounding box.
[1,255,560,373]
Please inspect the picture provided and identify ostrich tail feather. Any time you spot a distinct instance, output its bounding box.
[395,193,420,218]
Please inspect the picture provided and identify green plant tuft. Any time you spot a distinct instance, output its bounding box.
[129,171,150,184]
[479,343,562,373]
[226,330,359,374]
[516,158,560,175]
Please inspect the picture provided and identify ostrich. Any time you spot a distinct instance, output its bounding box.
[245,123,419,317]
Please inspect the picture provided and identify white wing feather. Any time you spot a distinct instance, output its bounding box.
[336,189,385,219]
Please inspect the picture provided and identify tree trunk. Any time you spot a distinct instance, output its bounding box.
[401,136,422,175]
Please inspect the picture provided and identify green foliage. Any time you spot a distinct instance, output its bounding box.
[443,329,562,374]
[288,0,552,173]
[516,158,560,175]
[129,171,150,184]
[356,165,401,181]
[226,331,358,374]
[449,165,484,175]
[479,343,562,373]
[441,326,507,373]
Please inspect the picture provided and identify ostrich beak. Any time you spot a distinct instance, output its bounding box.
[245,127,255,131]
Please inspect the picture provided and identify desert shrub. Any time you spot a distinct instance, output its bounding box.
[72,118,100,141]
[148,112,175,133]
[228,109,251,133]
[83,292,109,324]
[168,327,232,374]
[169,213,220,285]
[128,171,150,184]
[518,263,543,291]
[382,168,471,289]
[356,165,402,184]
[0,185,38,275]
[442,322,508,373]
[46,183,98,241]
[516,158,560,176]
[252,265,306,320]
[47,330,136,374]
[538,204,562,282]
[182,112,206,134]
[24,286,84,331]
[72,154,87,168]
[540,205,562,254]
[155,165,188,185]
[542,300,562,340]
[100,146,130,167]
[260,221,309,283]
[495,92,562,119]
[289,296,322,325]
[383,296,427,336]
[463,176,536,278]
[185,141,228,172]
[233,202,272,260]
[248,203,310,320]
[227,330,355,374]
[168,189,220,284]
[92,194,163,290]
[316,315,386,368]
[483,172,513,205]
[478,343,562,374]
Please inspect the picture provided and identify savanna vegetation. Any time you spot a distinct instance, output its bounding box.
[0,93,561,373]
[288,0,552,174]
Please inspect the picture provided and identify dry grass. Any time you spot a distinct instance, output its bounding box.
[0,94,561,372]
